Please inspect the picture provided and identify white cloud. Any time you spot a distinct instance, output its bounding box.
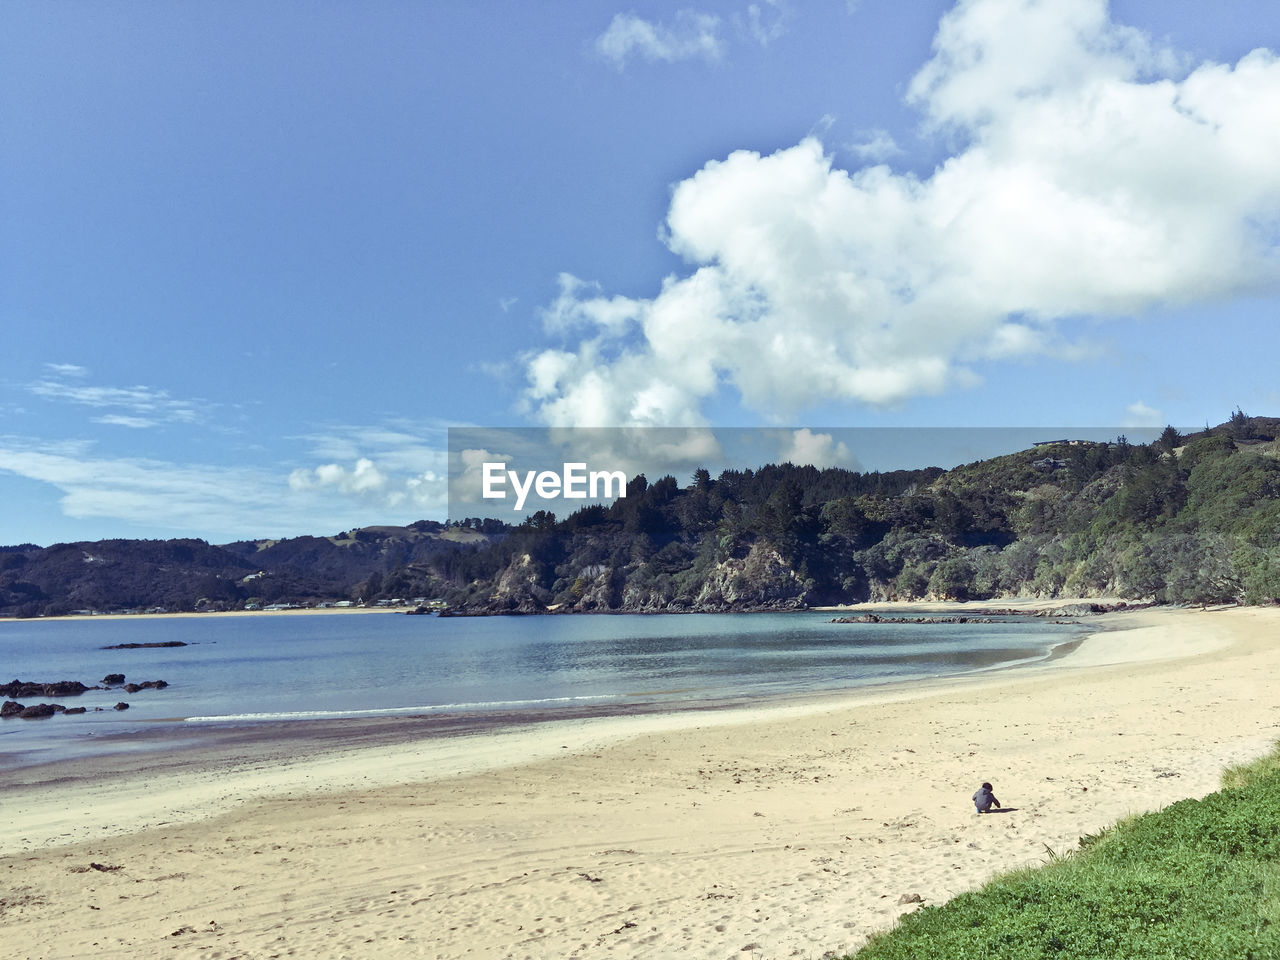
[596,10,724,67]
[0,440,303,540]
[744,0,789,47]
[0,419,453,540]
[533,0,1280,427]
[29,374,206,425]
[1124,401,1163,427]
[779,428,856,468]
[849,129,902,162]
[449,447,512,514]
[906,0,1181,131]
[93,414,158,429]
[290,458,389,497]
[0,445,447,543]
[541,273,643,335]
[44,362,88,377]
[287,457,443,512]
[290,422,450,512]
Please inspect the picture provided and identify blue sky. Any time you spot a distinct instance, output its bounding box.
[4,0,1280,545]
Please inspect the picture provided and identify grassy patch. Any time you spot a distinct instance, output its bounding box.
[850,747,1280,959]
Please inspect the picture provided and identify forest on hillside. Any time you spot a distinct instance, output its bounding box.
[438,413,1280,612]
[3,413,1280,617]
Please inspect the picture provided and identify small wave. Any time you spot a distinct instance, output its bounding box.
[183,694,620,723]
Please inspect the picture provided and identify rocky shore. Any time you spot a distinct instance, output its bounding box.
[829,601,1151,625]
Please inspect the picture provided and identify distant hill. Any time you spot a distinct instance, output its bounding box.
[0,520,506,617]
[4,412,1279,617]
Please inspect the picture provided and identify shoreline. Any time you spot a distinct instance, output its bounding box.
[0,594,1146,624]
[3,605,1278,958]
[0,604,409,624]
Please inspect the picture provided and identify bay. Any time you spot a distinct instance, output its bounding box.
[0,611,1084,768]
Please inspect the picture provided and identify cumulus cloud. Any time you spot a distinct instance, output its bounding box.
[288,423,449,513]
[596,9,724,67]
[541,273,643,336]
[292,459,442,511]
[449,447,512,515]
[779,428,856,468]
[290,458,389,497]
[533,0,1280,427]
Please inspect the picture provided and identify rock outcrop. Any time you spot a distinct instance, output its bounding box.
[0,680,90,698]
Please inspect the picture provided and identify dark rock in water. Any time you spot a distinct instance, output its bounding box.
[63,706,87,715]
[0,680,91,698]
[18,703,60,719]
[113,702,130,711]
[103,673,126,685]
[101,641,188,650]
[1,700,25,718]
[1045,602,1107,618]
[123,680,168,693]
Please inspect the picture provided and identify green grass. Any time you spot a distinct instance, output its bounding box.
[849,747,1280,959]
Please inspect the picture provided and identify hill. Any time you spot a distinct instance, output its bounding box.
[4,412,1279,617]
[0,521,505,617]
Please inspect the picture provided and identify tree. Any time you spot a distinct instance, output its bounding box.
[521,510,557,530]
[929,555,977,600]
[1228,407,1253,440]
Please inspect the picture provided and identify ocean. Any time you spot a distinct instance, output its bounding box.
[0,610,1085,769]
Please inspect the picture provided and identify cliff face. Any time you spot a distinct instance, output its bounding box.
[438,538,818,616]
[688,544,811,610]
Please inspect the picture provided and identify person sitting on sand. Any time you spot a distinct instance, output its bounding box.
[973,782,1001,814]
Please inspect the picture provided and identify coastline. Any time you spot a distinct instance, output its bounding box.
[0,604,408,624]
[0,593,1141,624]
[3,605,1278,958]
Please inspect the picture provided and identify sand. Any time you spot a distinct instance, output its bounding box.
[3,605,1280,959]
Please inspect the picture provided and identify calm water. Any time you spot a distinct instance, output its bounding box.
[0,611,1084,767]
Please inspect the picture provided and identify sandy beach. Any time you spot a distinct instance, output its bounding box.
[4,605,1280,959]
